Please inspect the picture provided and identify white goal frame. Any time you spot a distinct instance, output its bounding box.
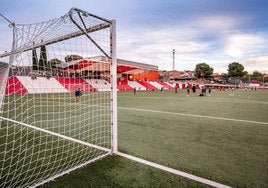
[0,7,117,187]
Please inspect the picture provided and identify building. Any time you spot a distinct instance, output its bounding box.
[55,56,158,81]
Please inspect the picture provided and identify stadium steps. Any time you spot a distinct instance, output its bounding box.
[17,76,68,94]
[158,81,174,89]
[86,79,111,91]
[127,81,147,90]
[117,81,133,91]
[148,81,165,89]
[56,77,96,92]
[5,76,28,94]
[138,81,158,90]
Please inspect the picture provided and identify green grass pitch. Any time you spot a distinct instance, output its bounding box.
[1,89,268,187]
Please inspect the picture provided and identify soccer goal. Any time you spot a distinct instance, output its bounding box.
[0,8,117,187]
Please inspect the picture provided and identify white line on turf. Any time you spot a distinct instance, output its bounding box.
[0,116,111,153]
[40,99,267,125]
[119,96,268,105]
[117,152,231,188]
[118,107,268,125]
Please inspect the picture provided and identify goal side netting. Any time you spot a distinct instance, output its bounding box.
[0,7,117,188]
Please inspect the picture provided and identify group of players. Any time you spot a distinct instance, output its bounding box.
[186,83,211,97]
[75,84,212,100]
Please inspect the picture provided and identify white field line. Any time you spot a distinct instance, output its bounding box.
[32,98,268,125]
[118,107,268,125]
[120,96,268,105]
[31,153,110,188]
[117,152,231,188]
[0,116,111,153]
[200,97,268,104]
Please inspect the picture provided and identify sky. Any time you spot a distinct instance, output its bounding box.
[0,0,268,74]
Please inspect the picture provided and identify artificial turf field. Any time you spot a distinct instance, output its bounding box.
[1,89,267,187]
[43,89,268,188]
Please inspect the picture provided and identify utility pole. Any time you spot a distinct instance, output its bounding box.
[172,49,175,71]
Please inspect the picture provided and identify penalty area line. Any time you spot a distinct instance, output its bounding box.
[117,152,231,188]
[118,107,268,125]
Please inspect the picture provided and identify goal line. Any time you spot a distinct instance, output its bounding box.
[0,116,110,153]
[117,152,231,188]
[0,116,231,188]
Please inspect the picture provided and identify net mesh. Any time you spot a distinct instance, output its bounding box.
[0,8,115,187]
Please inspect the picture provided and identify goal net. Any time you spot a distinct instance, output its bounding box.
[0,8,117,187]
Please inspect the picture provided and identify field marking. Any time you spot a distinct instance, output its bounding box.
[0,116,111,153]
[34,98,268,125]
[117,152,231,188]
[120,96,268,105]
[118,107,268,125]
[31,153,110,188]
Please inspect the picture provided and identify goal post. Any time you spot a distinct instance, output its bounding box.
[110,19,118,153]
[0,7,117,187]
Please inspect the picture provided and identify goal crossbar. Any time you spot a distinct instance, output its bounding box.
[0,22,111,59]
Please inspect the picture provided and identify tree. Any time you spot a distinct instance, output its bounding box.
[32,48,38,70]
[47,58,63,70]
[0,61,8,68]
[39,45,47,71]
[227,62,247,77]
[252,71,263,82]
[65,54,83,62]
[194,63,214,78]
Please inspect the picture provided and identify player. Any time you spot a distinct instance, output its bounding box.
[75,88,82,101]
[186,83,190,96]
[208,87,211,95]
[192,84,196,94]
[175,83,179,93]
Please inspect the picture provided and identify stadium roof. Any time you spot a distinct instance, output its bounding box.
[55,56,158,74]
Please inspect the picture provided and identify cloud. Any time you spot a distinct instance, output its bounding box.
[117,14,248,71]
[242,55,268,65]
[1,0,267,74]
[194,15,238,31]
[224,33,266,58]
[117,27,209,70]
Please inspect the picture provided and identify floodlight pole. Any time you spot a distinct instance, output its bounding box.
[172,49,175,71]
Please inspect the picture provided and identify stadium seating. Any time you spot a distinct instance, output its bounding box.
[17,76,68,93]
[148,81,165,89]
[86,79,111,91]
[56,77,96,92]
[158,81,174,89]
[5,76,203,95]
[5,76,28,94]
[117,81,133,91]
[127,81,147,90]
[137,81,158,90]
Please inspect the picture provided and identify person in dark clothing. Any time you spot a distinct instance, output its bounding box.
[75,88,82,101]
[192,84,196,94]
[186,83,190,96]
[208,87,211,95]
